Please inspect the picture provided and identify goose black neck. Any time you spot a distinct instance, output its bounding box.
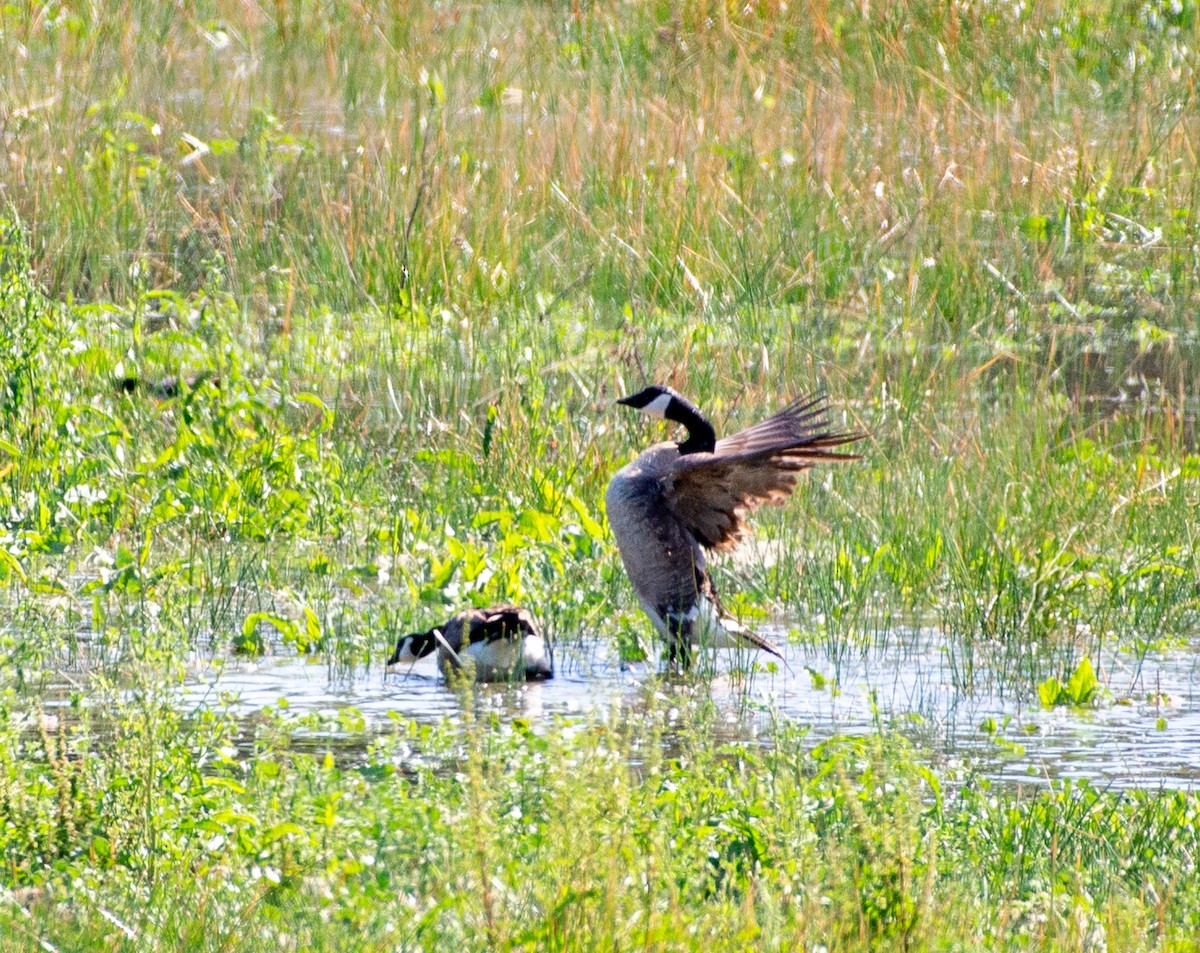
[668,395,717,455]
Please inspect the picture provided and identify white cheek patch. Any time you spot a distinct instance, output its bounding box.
[390,639,424,664]
[642,392,673,419]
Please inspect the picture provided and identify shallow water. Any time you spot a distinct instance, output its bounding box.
[1054,332,1200,447]
[177,627,1200,791]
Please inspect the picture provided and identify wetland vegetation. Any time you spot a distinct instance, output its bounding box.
[2,1,1200,948]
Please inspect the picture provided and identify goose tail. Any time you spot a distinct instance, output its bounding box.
[696,598,784,658]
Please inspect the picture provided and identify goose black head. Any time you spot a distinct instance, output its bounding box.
[617,385,716,455]
[617,385,678,419]
[386,630,438,669]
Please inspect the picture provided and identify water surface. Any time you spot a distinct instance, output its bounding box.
[178,627,1200,790]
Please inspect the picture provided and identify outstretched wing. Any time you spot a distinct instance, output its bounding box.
[666,394,863,551]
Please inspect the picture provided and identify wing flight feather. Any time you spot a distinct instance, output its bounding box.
[665,394,863,551]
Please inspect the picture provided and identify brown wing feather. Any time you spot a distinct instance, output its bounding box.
[666,394,863,551]
[713,394,837,456]
[466,605,541,645]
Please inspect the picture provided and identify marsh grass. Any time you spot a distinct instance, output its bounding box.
[3,686,1200,951]
[3,1,1200,948]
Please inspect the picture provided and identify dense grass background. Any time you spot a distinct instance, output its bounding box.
[3,1,1200,949]
[2,0,1196,684]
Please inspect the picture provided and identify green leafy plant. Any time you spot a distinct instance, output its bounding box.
[1038,656,1106,709]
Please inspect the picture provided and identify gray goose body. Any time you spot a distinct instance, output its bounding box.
[606,386,862,666]
[606,444,716,641]
[385,604,553,682]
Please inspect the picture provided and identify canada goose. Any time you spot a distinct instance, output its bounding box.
[607,385,862,667]
[385,604,553,682]
[117,371,220,399]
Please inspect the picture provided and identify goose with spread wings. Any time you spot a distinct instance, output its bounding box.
[606,385,862,667]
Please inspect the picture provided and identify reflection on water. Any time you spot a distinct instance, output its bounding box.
[179,646,637,727]
[177,627,1200,791]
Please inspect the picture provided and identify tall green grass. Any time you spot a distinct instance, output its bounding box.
[2,2,1198,320]
[3,687,1200,951]
[2,0,1198,688]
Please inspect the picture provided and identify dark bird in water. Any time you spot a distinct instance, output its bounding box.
[606,385,863,668]
[385,604,553,682]
[117,371,219,399]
